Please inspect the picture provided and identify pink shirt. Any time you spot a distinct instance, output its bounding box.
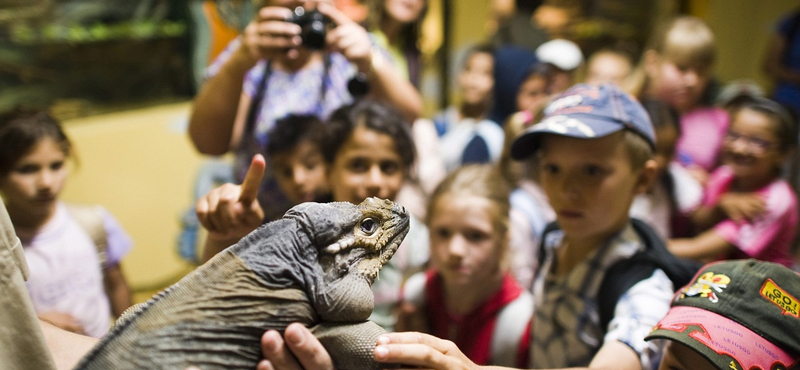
[704,166,797,267]
[675,107,729,172]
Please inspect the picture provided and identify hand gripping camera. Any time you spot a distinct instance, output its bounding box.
[286,6,330,50]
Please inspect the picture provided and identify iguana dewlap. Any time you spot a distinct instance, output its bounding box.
[74,198,409,370]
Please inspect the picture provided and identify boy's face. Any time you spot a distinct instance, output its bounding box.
[653,124,679,179]
[327,125,405,204]
[458,52,494,106]
[537,132,653,243]
[658,341,718,370]
[0,138,68,219]
[272,140,329,204]
[428,194,505,288]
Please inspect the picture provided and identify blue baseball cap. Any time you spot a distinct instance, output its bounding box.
[510,83,656,160]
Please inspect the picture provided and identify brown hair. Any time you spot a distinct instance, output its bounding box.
[0,108,74,177]
[426,164,512,270]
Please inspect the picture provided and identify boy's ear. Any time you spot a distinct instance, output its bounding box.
[634,159,658,195]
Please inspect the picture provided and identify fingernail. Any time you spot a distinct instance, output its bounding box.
[287,327,304,345]
[376,335,390,345]
[375,345,388,359]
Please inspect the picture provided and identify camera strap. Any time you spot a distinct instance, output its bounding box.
[243,53,331,143]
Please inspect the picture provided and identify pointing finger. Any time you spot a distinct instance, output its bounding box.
[239,154,266,205]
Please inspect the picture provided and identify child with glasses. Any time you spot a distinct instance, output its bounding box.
[669,97,799,267]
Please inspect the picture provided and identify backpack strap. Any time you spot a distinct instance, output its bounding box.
[596,218,702,331]
[490,290,533,367]
[66,204,108,268]
[537,221,562,270]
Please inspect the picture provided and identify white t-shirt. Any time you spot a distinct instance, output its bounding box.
[630,162,703,239]
[22,203,132,338]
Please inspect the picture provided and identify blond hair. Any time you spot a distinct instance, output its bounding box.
[426,164,512,270]
[626,16,716,97]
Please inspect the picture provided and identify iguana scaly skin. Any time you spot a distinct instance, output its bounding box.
[74,198,409,370]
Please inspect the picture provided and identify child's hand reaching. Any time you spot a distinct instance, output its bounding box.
[196,154,266,243]
[374,332,483,370]
[718,192,766,223]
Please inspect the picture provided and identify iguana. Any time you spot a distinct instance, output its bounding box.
[74,197,409,370]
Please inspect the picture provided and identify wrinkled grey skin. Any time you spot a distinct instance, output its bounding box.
[74,198,409,370]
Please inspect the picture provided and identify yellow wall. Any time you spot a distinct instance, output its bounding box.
[60,102,209,302]
[704,0,797,91]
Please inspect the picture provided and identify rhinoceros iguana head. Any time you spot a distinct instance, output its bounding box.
[237,197,409,323]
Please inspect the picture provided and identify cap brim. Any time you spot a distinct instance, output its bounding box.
[646,306,797,370]
[509,114,626,160]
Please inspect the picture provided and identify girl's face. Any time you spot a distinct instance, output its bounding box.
[458,52,494,106]
[328,125,406,204]
[384,0,425,24]
[653,124,679,179]
[272,140,329,203]
[516,75,549,113]
[0,138,68,218]
[428,194,505,288]
[722,108,786,183]
[647,53,710,112]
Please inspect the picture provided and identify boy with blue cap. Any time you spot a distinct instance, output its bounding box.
[507,83,671,369]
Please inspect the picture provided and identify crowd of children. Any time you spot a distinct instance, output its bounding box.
[3,3,800,370]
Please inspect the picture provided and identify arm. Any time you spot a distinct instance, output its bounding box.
[188,7,301,155]
[374,332,642,370]
[103,264,132,317]
[319,3,422,121]
[39,319,98,370]
[668,229,735,261]
[691,192,765,231]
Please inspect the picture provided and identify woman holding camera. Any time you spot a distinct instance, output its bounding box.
[188,0,423,222]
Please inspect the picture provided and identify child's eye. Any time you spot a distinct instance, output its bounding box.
[584,165,605,177]
[434,227,452,239]
[541,163,559,175]
[380,161,400,175]
[464,230,488,243]
[50,161,64,171]
[347,158,369,173]
[14,164,39,174]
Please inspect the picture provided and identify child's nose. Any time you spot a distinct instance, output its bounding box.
[36,169,54,189]
[447,235,467,257]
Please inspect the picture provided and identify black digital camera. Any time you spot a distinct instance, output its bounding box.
[286,6,330,50]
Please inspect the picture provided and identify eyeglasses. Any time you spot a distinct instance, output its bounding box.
[723,131,775,155]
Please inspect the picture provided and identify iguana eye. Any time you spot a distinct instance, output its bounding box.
[360,218,378,235]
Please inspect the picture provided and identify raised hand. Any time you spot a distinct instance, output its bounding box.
[242,6,303,61]
[196,154,266,242]
[318,2,373,73]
